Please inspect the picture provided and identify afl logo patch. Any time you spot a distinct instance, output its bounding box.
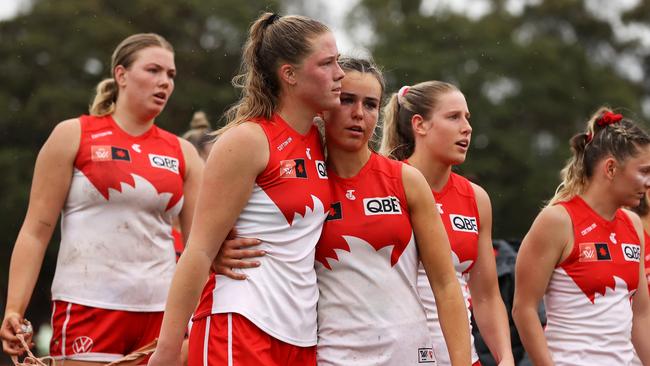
[279,159,307,178]
[363,196,402,216]
[149,154,179,174]
[111,146,131,162]
[72,336,93,354]
[450,214,478,233]
[326,202,342,221]
[316,160,328,179]
[621,243,641,262]
[579,243,612,262]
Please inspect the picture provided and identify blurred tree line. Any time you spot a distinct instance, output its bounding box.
[0,0,649,362]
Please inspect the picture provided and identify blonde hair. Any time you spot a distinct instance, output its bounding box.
[89,33,174,116]
[215,12,329,136]
[549,107,650,205]
[379,81,459,160]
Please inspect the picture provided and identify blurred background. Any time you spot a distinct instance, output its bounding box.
[1,0,649,364]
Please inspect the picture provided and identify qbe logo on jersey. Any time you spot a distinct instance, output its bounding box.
[450,214,478,233]
[363,196,402,216]
[149,154,180,174]
[621,243,641,262]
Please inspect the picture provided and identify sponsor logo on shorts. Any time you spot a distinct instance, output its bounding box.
[279,159,307,178]
[149,154,179,174]
[326,202,342,221]
[579,242,612,262]
[363,196,402,216]
[91,145,112,162]
[90,130,112,139]
[450,214,478,233]
[621,243,641,262]
[417,347,436,363]
[316,160,328,179]
[72,336,93,354]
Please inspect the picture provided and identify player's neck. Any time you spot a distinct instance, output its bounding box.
[275,102,318,136]
[328,147,372,179]
[407,151,451,192]
[112,105,154,137]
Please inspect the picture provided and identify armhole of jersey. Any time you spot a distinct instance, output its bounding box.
[395,160,410,218]
[254,121,273,184]
[73,116,88,169]
[176,135,187,179]
[467,179,481,230]
[556,202,579,268]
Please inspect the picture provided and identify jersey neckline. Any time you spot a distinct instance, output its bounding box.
[327,151,376,183]
[108,114,157,141]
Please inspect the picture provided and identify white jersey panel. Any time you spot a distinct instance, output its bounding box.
[417,252,478,365]
[52,171,181,311]
[317,234,434,366]
[544,268,634,366]
[207,184,327,346]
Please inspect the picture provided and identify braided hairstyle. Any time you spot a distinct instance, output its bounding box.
[549,107,650,205]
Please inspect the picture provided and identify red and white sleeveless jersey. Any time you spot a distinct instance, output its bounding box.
[51,115,185,311]
[315,154,434,365]
[194,114,331,347]
[545,196,641,365]
[416,172,480,365]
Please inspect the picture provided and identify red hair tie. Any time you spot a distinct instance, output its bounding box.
[596,111,623,126]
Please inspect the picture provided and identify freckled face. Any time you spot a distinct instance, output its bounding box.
[292,32,345,113]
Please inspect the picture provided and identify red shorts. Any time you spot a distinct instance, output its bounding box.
[188,313,316,366]
[49,300,162,363]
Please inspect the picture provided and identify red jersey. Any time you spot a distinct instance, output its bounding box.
[51,114,185,311]
[315,153,434,365]
[416,172,480,365]
[194,114,331,346]
[545,196,641,365]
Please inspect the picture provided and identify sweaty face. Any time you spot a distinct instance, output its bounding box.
[421,90,471,166]
[324,70,382,153]
[117,46,176,121]
[292,31,345,113]
[612,144,650,208]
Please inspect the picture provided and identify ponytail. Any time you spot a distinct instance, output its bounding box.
[379,81,458,161]
[89,78,118,116]
[216,13,329,136]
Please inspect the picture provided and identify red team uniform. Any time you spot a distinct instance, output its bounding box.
[415,172,481,365]
[190,114,331,366]
[315,153,435,366]
[50,115,185,362]
[545,196,642,365]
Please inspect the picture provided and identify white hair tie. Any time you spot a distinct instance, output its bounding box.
[397,85,410,106]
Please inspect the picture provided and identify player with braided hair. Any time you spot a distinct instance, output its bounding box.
[513,107,650,365]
